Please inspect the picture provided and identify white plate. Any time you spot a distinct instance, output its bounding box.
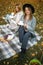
[7,34,14,40]
[18,21,24,26]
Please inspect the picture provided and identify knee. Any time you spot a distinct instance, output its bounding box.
[25,32,31,37]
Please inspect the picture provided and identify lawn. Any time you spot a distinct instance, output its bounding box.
[0,0,43,65]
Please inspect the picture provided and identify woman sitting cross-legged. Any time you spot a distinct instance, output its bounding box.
[18,3,36,53]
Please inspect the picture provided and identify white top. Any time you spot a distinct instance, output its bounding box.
[2,11,23,24]
[9,11,23,24]
[2,11,23,30]
[8,11,23,30]
[13,11,23,23]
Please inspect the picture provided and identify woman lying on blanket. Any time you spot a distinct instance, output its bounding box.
[2,3,23,31]
[8,3,23,31]
[19,3,36,53]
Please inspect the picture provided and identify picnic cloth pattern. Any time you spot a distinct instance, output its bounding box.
[0,25,21,61]
[0,24,42,61]
[0,14,42,61]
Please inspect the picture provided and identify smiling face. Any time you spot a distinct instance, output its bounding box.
[24,7,32,15]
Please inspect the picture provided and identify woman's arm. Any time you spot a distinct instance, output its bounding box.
[27,18,36,31]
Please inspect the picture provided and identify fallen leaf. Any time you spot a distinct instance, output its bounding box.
[31,53,35,56]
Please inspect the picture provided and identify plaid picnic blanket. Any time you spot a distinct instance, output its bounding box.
[0,25,21,61]
[0,24,42,61]
[0,41,16,61]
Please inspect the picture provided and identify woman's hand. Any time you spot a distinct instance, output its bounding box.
[24,24,28,31]
[24,24,27,28]
[16,21,19,25]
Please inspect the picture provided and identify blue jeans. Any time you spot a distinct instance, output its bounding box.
[19,26,34,49]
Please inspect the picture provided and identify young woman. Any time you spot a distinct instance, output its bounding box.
[19,4,36,53]
[9,3,23,31]
[14,3,23,24]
